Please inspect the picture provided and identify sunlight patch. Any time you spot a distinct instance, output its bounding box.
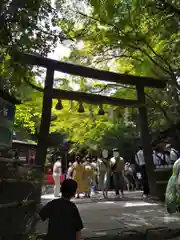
[95,232,107,236]
[124,202,158,207]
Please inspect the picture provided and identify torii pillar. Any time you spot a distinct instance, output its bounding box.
[136,84,156,196]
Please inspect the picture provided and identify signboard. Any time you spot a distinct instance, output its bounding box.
[0,97,15,148]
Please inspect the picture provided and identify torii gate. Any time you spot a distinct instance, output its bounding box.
[15,52,167,196]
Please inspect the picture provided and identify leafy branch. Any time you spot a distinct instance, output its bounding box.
[156,0,180,16]
[93,54,143,65]
[91,83,173,125]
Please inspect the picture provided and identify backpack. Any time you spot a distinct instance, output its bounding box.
[155,153,166,165]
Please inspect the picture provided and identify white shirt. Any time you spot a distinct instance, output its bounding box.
[153,151,159,166]
[165,154,170,165]
[53,161,62,177]
[66,166,73,179]
[125,164,133,175]
[91,161,97,171]
[153,152,163,166]
[154,152,170,165]
[170,148,179,162]
[135,150,145,166]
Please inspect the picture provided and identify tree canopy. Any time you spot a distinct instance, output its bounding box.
[1,0,180,157]
[0,0,67,96]
[55,0,180,126]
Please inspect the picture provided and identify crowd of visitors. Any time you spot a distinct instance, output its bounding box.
[152,144,180,167]
[52,144,180,199]
[52,149,139,199]
[39,143,180,240]
[135,143,180,198]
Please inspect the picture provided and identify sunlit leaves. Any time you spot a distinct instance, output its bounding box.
[14,90,42,134]
[0,0,65,97]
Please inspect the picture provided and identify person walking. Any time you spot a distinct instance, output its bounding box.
[97,150,110,198]
[72,155,85,199]
[83,157,94,198]
[124,162,135,191]
[53,156,62,197]
[110,148,125,198]
[66,162,73,179]
[166,144,179,164]
[39,179,84,240]
[135,146,149,198]
[91,157,98,193]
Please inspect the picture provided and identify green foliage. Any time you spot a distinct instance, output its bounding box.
[55,0,180,127]
[11,0,180,155]
[102,119,138,159]
[14,90,42,134]
[0,0,66,96]
[56,0,180,80]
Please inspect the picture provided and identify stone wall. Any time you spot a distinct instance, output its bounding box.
[0,164,42,239]
[35,228,180,240]
[154,168,172,200]
[84,227,180,240]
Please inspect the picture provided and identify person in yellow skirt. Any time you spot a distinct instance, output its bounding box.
[83,157,94,198]
[72,155,85,199]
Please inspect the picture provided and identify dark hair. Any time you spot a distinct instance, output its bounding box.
[61,179,77,198]
[164,150,170,156]
[86,156,91,161]
[75,154,81,161]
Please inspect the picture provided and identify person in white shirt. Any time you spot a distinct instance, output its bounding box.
[135,147,145,166]
[66,162,73,179]
[135,146,149,197]
[53,156,62,197]
[170,148,178,163]
[166,144,179,164]
[152,150,160,167]
[164,150,171,165]
[153,146,164,167]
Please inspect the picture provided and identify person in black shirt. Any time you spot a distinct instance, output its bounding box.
[39,179,84,240]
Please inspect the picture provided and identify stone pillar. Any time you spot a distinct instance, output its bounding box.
[35,68,54,167]
[136,84,156,196]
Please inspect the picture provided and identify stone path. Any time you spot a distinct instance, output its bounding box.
[38,191,180,239]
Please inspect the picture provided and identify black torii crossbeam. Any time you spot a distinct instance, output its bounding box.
[15,52,167,196]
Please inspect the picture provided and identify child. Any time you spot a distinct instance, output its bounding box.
[39,179,84,240]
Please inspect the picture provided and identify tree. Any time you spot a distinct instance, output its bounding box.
[55,0,180,128]
[0,2,71,238]
[0,0,69,96]
[154,0,180,17]
[14,89,42,134]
